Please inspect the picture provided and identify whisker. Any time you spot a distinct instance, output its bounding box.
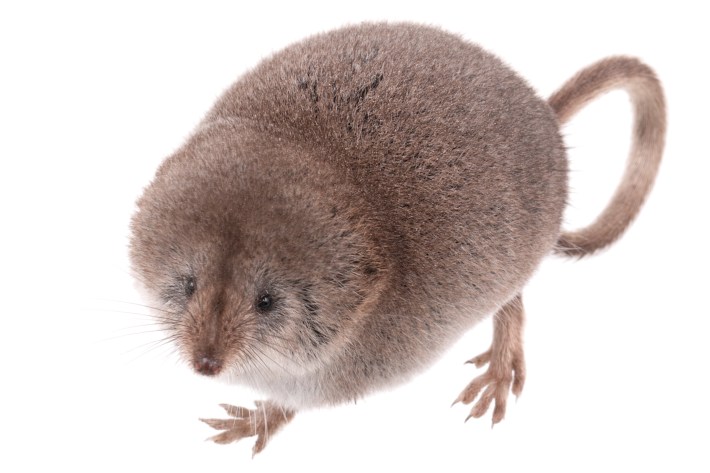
[241,336,292,362]
[87,298,178,315]
[242,347,284,388]
[86,308,178,324]
[122,333,181,364]
[247,344,291,376]
[120,329,178,351]
[98,327,173,343]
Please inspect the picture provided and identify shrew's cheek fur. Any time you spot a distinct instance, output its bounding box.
[128,22,665,457]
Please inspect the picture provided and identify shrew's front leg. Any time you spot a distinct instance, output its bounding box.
[201,400,296,456]
[454,294,526,424]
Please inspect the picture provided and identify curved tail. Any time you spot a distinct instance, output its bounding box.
[549,56,666,257]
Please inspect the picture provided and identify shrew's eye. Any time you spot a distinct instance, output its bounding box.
[184,276,197,299]
[256,293,274,312]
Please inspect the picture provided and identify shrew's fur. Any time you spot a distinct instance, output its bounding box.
[130,23,665,455]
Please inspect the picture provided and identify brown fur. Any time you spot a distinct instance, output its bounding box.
[129,23,665,453]
[550,56,666,256]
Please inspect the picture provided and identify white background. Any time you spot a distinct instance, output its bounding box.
[1,1,708,471]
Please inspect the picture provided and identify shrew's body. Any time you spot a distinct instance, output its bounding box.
[130,23,665,455]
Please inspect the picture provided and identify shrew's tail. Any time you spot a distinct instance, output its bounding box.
[549,57,666,257]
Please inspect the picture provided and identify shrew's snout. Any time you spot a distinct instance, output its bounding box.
[191,308,226,376]
[193,354,223,376]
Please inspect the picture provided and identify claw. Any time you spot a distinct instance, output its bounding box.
[201,400,295,456]
[456,365,519,423]
[200,418,239,430]
[466,350,491,368]
[455,294,526,425]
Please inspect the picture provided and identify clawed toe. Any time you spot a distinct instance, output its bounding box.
[454,295,526,425]
[200,400,295,456]
[465,350,491,368]
[457,371,513,425]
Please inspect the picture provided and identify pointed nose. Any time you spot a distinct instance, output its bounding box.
[193,356,223,376]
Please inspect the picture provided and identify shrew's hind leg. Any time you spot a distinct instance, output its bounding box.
[201,400,295,456]
[453,294,526,425]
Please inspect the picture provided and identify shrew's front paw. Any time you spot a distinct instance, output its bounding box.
[200,400,295,456]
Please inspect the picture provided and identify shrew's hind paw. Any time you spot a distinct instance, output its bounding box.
[453,295,526,425]
[454,352,525,425]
